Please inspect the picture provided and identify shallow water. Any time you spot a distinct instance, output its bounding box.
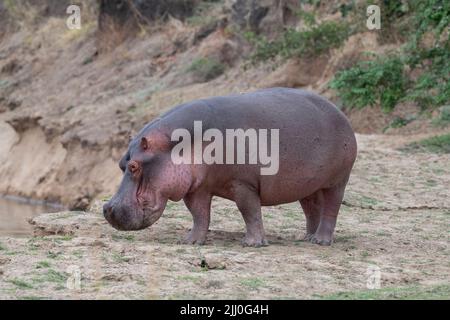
[0,196,62,237]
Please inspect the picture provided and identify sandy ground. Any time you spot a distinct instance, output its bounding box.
[0,133,449,300]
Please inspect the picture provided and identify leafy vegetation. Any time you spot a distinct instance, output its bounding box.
[432,105,450,127]
[35,261,51,269]
[330,0,450,112]
[187,57,226,82]
[246,19,350,63]
[239,277,266,289]
[330,55,407,112]
[8,278,34,290]
[383,115,416,132]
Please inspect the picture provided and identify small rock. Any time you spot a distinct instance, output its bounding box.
[200,256,227,270]
[91,240,107,247]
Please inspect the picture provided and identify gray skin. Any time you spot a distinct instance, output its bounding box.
[103,88,357,247]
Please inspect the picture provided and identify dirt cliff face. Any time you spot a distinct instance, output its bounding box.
[0,0,443,207]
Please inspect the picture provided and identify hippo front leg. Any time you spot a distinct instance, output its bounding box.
[234,183,268,247]
[182,191,212,245]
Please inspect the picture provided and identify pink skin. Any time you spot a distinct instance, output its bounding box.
[103,134,193,233]
[104,130,352,247]
[104,88,357,247]
[104,130,217,245]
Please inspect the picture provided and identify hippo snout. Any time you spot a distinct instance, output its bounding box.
[103,202,124,230]
[103,199,165,231]
[103,202,141,231]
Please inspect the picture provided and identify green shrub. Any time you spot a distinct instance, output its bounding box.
[187,57,225,82]
[330,0,450,112]
[405,45,450,109]
[383,115,416,132]
[412,0,450,41]
[247,20,350,63]
[432,105,450,127]
[330,55,407,112]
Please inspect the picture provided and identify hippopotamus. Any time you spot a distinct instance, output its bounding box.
[103,88,357,246]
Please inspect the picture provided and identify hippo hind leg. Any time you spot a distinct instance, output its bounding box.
[299,190,324,241]
[310,178,348,246]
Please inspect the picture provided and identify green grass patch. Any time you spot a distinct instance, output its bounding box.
[44,269,67,284]
[32,269,67,286]
[111,251,131,263]
[354,195,380,207]
[54,235,74,242]
[239,277,266,289]
[320,284,450,300]
[46,251,62,259]
[8,278,34,290]
[404,133,450,154]
[35,261,51,269]
[177,275,202,283]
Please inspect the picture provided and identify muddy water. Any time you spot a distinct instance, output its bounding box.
[0,196,62,237]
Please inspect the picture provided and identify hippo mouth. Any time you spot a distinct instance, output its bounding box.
[141,204,164,228]
[103,187,167,231]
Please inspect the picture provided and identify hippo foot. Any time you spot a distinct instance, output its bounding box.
[241,235,269,247]
[181,231,207,245]
[310,234,333,246]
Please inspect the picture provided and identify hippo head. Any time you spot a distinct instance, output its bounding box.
[103,130,192,231]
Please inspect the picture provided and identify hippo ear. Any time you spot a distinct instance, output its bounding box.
[140,137,149,151]
[141,132,171,152]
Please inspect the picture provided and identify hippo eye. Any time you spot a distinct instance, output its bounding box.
[119,153,130,172]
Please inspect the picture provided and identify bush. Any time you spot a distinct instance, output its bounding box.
[330,55,408,112]
[330,0,450,112]
[246,20,350,63]
[405,45,450,109]
[432,105,450,127]
[187,57,225,82]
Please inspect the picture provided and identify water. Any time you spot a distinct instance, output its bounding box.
[0,196,63,237]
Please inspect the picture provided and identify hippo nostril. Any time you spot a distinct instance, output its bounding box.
[103,203,113,217]
[128,160,139,174]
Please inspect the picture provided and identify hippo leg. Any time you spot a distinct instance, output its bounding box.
[299,190,324,241]
[182,191,212,245]
[310,181,347,246]
[234,184,268,247]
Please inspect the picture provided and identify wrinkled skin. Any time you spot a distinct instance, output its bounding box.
[104,134,192,231]
[104,88,357,247]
